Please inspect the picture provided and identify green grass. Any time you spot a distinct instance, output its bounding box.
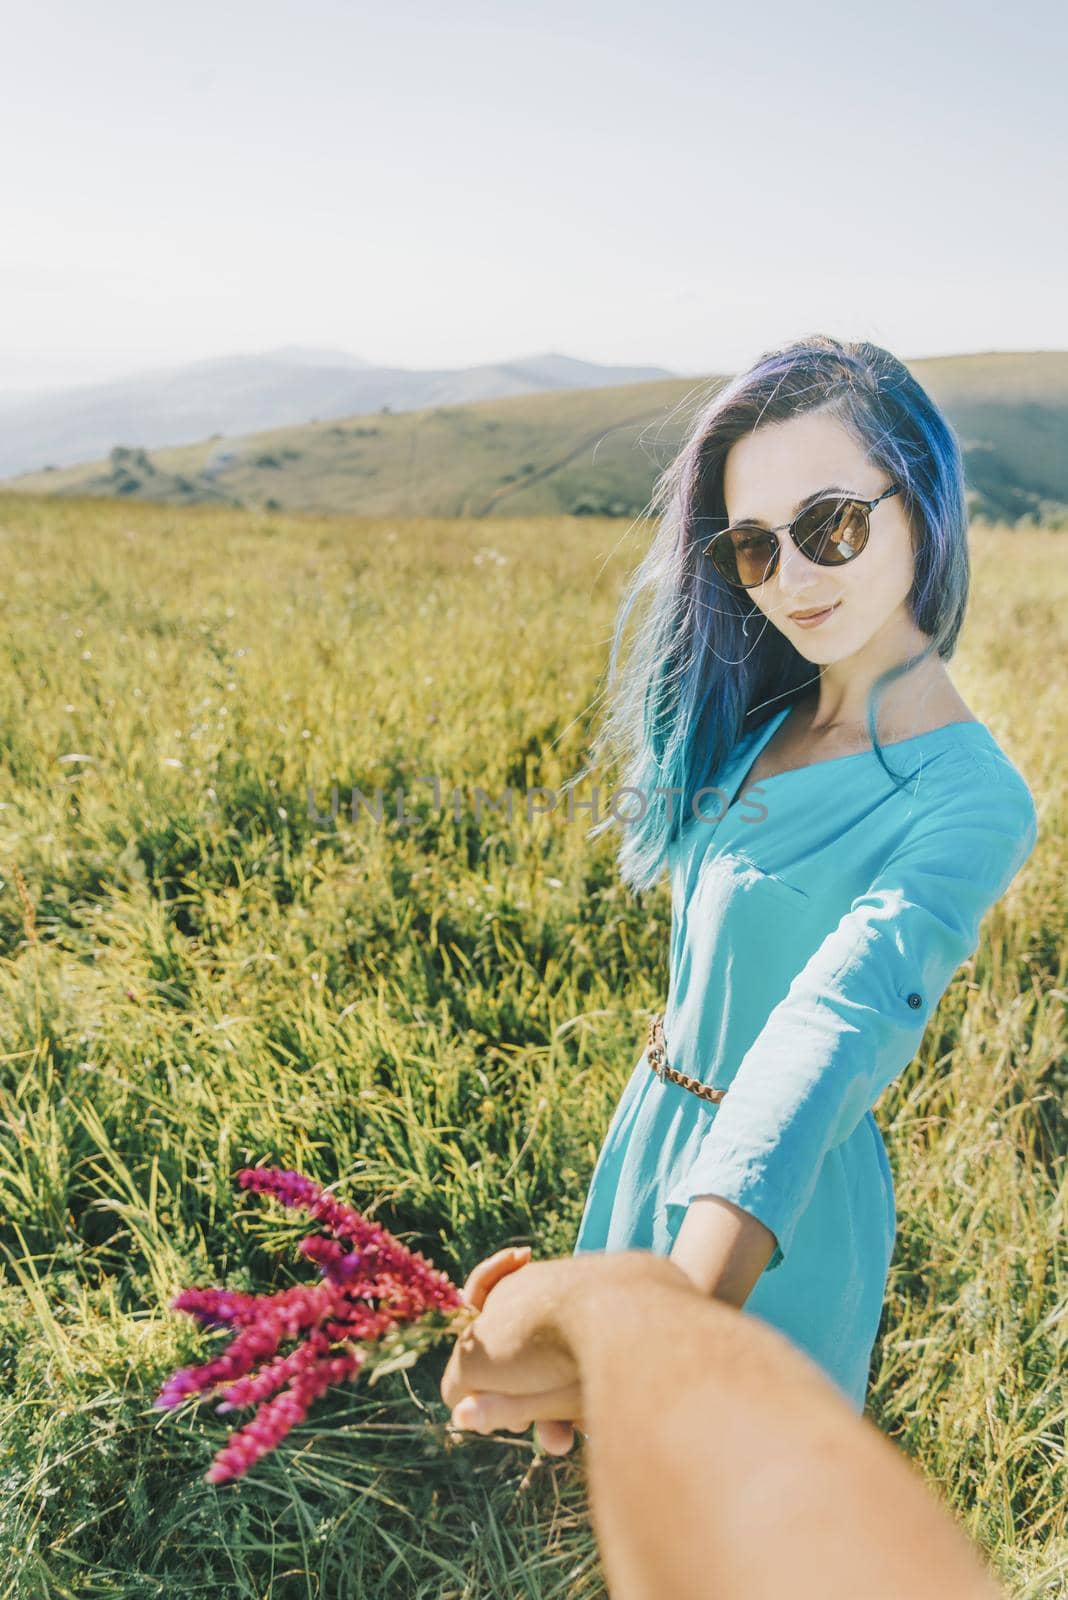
[0,493,1064,1598]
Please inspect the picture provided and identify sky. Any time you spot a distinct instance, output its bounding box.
[2,0,1065,391]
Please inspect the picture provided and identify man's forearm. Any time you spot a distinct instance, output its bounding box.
[668,1193,778,1306]
[559,1263,1002,1600]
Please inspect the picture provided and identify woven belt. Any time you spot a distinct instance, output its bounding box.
[646,1012,728,1104]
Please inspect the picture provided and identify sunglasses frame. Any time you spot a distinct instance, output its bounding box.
[702,483,903,590]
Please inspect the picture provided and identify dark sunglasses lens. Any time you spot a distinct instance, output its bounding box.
[795,498,869,565]
[709,527,778,587]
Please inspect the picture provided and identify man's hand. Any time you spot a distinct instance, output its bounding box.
[441,1246,585,1455]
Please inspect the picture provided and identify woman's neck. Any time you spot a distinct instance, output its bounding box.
[797,656,970,746]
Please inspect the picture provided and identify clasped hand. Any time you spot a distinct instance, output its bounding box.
[440,1246,585,1456]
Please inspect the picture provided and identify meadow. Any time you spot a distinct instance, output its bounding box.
[0,493,1064,1598]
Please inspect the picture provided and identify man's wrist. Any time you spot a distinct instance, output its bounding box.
[553,1250,727,1360]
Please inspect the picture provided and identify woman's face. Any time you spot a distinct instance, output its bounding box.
[720,410,919,665]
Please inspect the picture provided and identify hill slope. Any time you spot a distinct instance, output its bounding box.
[6,352,1067,526]
[0,347,673,478]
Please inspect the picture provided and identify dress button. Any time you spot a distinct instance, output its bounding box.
[907,992,923,1009]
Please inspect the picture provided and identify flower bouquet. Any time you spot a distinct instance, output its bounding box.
[153,1166,471,1483]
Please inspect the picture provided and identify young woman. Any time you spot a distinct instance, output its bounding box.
[564,334,1039,1421]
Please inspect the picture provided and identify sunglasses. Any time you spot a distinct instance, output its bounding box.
[701,484,902,589]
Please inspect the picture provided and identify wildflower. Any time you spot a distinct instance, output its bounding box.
[154,1167,466,1484]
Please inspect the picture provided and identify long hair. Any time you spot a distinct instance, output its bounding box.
[574,333,971,894]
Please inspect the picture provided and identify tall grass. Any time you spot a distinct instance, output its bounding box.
[0,494,1063,1598]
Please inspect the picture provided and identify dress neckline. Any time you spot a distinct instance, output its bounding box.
[725,703,990,812]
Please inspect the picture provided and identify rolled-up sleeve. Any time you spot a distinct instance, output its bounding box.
[663,763,1039,1273]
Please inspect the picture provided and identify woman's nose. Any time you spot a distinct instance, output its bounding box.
[775,535,820,595]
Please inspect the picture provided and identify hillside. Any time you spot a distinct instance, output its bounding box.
[0,347,674,479]
[7,351,1067,526]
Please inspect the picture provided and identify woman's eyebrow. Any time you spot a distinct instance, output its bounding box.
[730,485,849,527]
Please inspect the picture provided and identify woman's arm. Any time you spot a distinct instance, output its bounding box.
[661,760,1038,1276]
[668,1193,777,1305]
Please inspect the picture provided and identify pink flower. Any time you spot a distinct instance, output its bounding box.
[155,1166,466,1484]
[234,1167,459,1311]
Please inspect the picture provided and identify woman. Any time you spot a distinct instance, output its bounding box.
[457,334,1038,1456]
[567,333,1038,1424]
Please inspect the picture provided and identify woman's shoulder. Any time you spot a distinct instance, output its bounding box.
[904,722,1039,842]
[918,719,1034,792]
[892,682,1028,793]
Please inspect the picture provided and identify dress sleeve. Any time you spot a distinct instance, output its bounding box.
[663,755,1039,1274]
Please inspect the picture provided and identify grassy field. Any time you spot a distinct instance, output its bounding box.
[0,493,1064,1598]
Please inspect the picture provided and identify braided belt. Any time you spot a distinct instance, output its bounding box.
[646,1012,728,1104]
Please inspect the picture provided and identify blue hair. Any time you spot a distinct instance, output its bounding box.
[572,334,971,894]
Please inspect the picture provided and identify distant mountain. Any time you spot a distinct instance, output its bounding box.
[0,347,674,478]
[5,352,1066,528]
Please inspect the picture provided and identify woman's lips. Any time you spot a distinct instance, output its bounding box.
[789,599,842,628]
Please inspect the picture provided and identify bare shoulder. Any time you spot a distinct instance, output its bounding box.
[891,678,980,738]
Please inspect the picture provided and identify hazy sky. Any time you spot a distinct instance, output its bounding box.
[3,0,1064,390]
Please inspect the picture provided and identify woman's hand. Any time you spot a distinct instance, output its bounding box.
[441,1246,585,1456]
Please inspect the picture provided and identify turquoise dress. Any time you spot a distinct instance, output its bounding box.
[573,706,1039,1412]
